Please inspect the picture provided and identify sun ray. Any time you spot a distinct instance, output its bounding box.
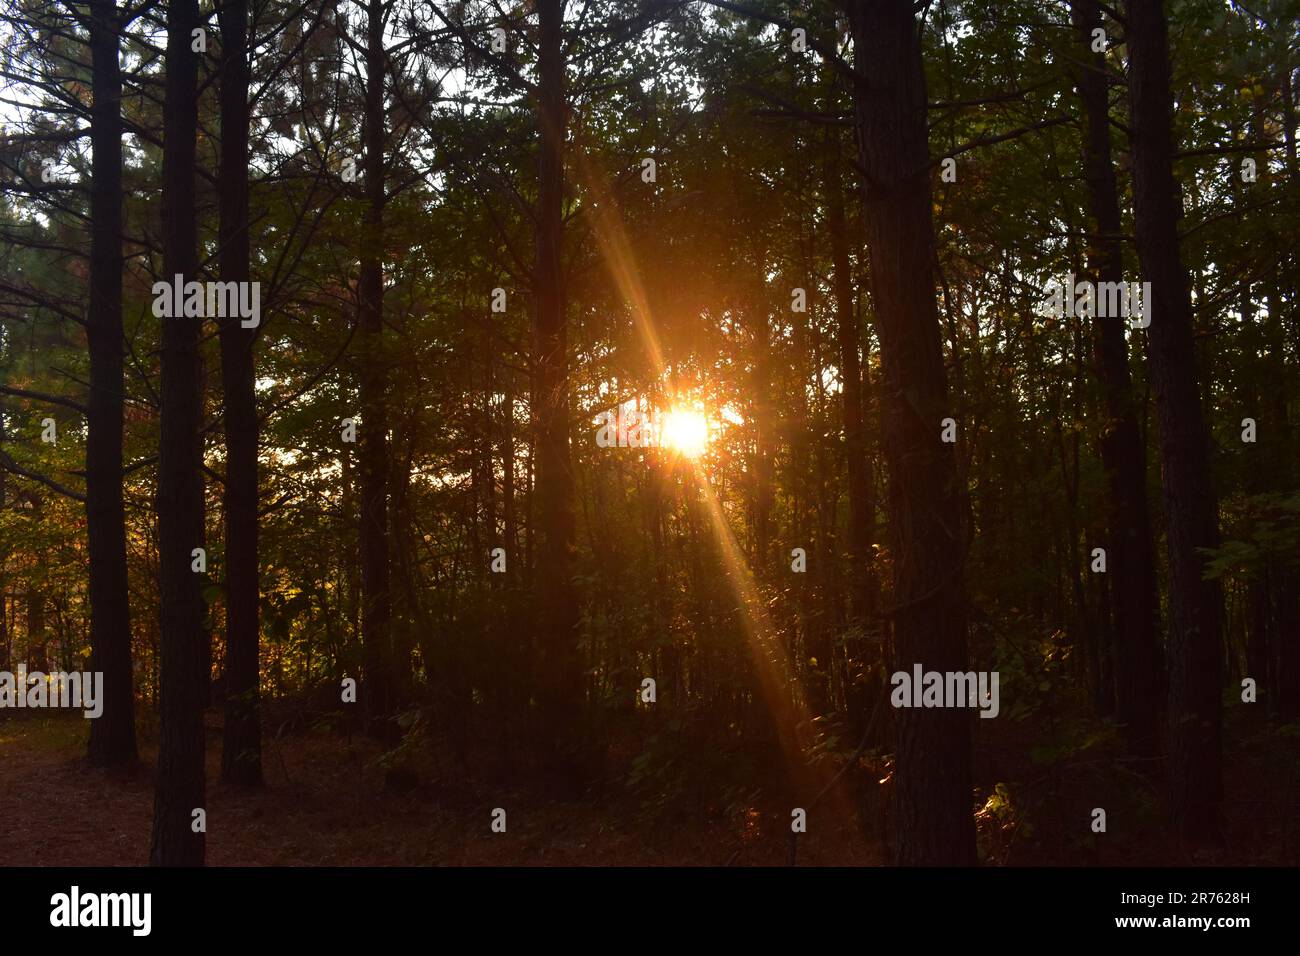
[572,153,859,830]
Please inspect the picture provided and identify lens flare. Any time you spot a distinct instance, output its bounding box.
[659,407,709,458]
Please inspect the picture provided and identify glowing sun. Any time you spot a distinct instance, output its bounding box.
[659,407,710,458]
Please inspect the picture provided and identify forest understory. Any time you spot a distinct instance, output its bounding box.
[4,693,1295,866]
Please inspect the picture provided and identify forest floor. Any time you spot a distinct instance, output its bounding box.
[0,713,878,866]
[2,702,1295,866]
[969,699,1300,866]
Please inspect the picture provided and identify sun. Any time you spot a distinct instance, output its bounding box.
[659,406,709,459]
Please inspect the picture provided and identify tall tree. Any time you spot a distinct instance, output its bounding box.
[846,0,976,864]
[358,0,394,730]
[824,115,880,738]
[151,0,207,866]
[218,0,262,785]
[1126,0,1224,843]
[85,0,138,768]
[533,0,583,777]
[1069,0,1161,756]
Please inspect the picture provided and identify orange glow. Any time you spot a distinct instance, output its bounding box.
[659,406,709,458]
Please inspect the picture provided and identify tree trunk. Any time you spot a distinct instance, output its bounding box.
[846,0,976,865]
[27,585,46,671]
[532,0,582,778]
[826,120,880,739]
[500,370,526,750]
[1126,0,1224,844]
[86,0,138,768]
[358,0,393,731]
[218,0,262,786]
[749,286,776,569]
[1070,0,1162,757]
[151,0,206,866]
[825,125,874,628]
[1266,75,1299,721]
[0,408,6,673]
[502,374,518,571]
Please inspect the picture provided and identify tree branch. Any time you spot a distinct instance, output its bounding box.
[0,385,88,416]
[0,449,85,503]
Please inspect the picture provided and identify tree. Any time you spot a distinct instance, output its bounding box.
[85,0,138,768]
[218,0,262,785]
[532,0,583,780]
[1069,0,1161,756]
[846,0,975,864]
[1125,0,1224,844]
[151,0,207,866]
[358,0,395,731]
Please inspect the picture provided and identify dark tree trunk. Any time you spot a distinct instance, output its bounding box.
[1126,0,1224,844]
[86,0,138,768]
[749,288,776,568]
[1070,0,1162,757]
[218,0,262,786]
[151,0,206,867]
[500,370,527,748]
[533,0,582,775]
[1266,81,1299,721]
[27,585,46,670]
[0,409,5,673]
[502,374,518,573]
[359,0,393,730]
[1277,579,1300,722]
[826,119,880,741]
[1265,276,1299,719]
[389,424,416,709]
[825,125,874,628]
[846,0,976,865]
